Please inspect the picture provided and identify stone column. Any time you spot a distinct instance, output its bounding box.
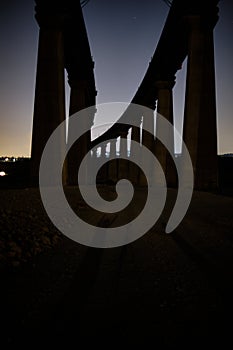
[129,125,141,185]
[118,131,129,179]
[154,80,177,187]
[140,107,155,186]
[97,142,109,184]
[108,139,118,183]
[183,13,218,190]
[64,0,96,185]
[88,146,97,184]
[66,78,93,185]
[30,6,66,185]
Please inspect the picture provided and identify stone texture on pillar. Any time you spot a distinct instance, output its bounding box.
[183,14,218,190]
[30,6,67,185]
[154,80,177,187]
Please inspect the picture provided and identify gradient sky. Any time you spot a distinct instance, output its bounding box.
[0,0,232,156]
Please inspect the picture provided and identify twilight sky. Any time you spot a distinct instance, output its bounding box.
[0,0,232,156]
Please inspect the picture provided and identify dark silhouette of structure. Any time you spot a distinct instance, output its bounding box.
[31,0,219,190]
[30,0,96,185]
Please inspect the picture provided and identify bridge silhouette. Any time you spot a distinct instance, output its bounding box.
[30,0,219,190]
[3,2,233,347]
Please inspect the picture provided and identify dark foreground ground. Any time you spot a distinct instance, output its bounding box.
[1,186,233,347]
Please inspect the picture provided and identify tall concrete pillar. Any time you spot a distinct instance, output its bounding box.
[66,78,93,185]
[154,80,177,187]
[183,13,218,190]
[129,125,141,185]
[118,131,129,180]
[108,139,118,183]
[30,5,67,185]
[140,108,155,186]
[97,142,108,184]
[63,0,96,185]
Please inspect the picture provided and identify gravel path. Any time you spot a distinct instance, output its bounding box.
[1,187,233,346]
[0,188,62,267]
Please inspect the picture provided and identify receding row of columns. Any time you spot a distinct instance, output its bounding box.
[89,97,175,187]
[31,3,218,190]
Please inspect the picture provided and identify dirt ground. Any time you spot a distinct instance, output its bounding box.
[1,186,233,346]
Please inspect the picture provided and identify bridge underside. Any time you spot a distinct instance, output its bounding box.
[31,0,219,191]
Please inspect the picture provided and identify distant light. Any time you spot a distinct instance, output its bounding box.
[0,171,6,176]
[13,158,16,162]
[5,158,9,162]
